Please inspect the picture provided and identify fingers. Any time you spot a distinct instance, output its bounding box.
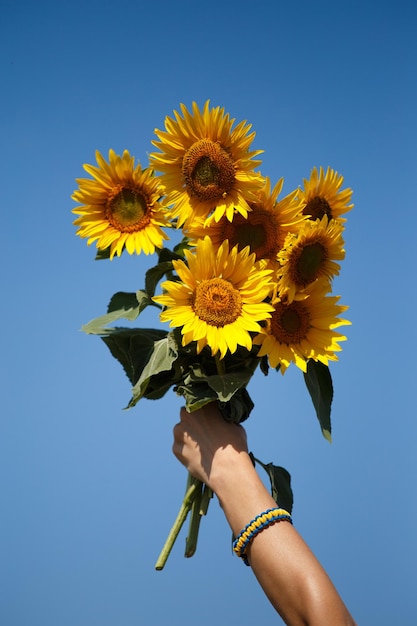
[174,405,248,461]
[172,421,185,461]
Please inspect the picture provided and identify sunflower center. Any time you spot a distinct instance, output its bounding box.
[290,242,327,286]
[303,196,332,220]
[270,301,310,344]
[193,278,242,327]
[182,139,236,202]
[221,209,279,260]
[107,186,149,232]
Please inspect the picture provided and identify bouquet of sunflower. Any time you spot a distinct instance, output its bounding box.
[72,101,352,570]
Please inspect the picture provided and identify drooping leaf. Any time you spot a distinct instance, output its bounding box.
[101,328,168,385]
[206,370,253,402]
[259,355,270,376]
[173,358,256,421]
[141,369,183,401]
[218,387,254,423]
[303,360,333,442]
[128,332,181,407]
[174,381,218,412]
[268,466,293,514]
[81,291,154,334]
[95,246,111,260]
[251,456,293,513]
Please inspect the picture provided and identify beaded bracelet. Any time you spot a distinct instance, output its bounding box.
[232,507,293,566]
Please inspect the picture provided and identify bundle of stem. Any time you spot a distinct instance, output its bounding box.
[155,473,212,570]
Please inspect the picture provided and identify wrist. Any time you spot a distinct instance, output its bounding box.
[210,449,277,537]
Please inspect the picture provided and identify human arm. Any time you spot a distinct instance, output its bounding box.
[173,403,357,626]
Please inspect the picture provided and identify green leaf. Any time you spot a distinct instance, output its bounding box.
[135,289,158,312]
[81,291,154,335]
[159,245,186,262]
[268,466,293,514]
[174,381,218,412]
[95,246,111,260]
[143,240,191,297]
[105,291,137,314]
[173,236,191,258]
[259,355,270,376]
[303,360,333,442]
[218,387,254,423]
[252,456,293,513]
[206,370,252,402]
[145,261,175,297]
[100,328,168,385]
[173,358,256,421]
[128,332,181,407]
[140,371,182,401]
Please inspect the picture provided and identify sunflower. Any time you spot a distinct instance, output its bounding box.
[153,236,274,359]
[299,166,353,222]
[185,177,305,267]
[72,149,170,259]
[150,101,264,227]
[254,279,350,373]
[276,215,345,302]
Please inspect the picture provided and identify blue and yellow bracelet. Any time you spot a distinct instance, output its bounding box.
[232,507,293,566]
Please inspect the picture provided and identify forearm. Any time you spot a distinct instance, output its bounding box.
[247,519,356,626]
[172,405,356,626]
[211,451,356,626]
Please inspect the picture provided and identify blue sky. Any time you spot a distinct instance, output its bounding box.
[1,1,416,625]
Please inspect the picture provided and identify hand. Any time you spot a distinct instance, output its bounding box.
[172,403,357,626]
[172,403,250,493]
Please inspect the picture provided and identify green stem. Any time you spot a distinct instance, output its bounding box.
[214,352,225,376]
[184,480,203,557]
[154,472,199,571]
[251,454,265,470]
[157,355,227,567]
[186,353,222,553]
[184,482,213,557]
[199,483,213,516]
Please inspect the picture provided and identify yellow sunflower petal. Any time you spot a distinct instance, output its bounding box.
[185,176,305,269]
[277,215,346,301]
[152,236,273,359]
[150,101,265,227]
[255,278,350,372]
[72,150,171,258]
[299,166,353,223]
